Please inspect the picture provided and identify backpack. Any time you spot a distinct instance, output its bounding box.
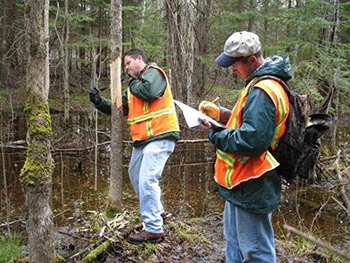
[251,75,333,180]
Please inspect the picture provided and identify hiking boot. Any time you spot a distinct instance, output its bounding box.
[127,230,164,244]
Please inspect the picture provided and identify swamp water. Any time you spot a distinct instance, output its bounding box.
[0,112,349,253]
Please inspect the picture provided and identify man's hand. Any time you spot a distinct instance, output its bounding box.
[199,118,212,130]
[89,87,102,105]
[128,73,137,80]
[127,73,138,86]
[198,101,220,121]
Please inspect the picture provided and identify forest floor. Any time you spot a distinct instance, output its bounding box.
[47,210,346,263]
[52,211,225,263]
[2,88,349,263]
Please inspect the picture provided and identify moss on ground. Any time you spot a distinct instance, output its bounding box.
[0,233,22,263]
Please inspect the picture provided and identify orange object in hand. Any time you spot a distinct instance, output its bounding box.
[198,100,220,121]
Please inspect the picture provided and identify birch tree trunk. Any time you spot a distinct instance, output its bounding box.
[20,0,55,262]
[108,0,123,211]
[91,46,98,191]
[64,0,70,122]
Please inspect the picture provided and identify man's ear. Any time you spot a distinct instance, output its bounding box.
[248,55,258,64]
[137,55,144,62]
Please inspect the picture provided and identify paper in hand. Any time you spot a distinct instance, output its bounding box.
[174,100,225,130]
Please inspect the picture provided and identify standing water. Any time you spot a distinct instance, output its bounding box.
[0,111,349,253]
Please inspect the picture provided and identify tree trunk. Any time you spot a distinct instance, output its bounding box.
[91,46,98,191]
[64,0,70,122]
[157,0,165,16]
[1,143,10,234]
[91,47,97,88]
[292,0,303,58]
[21,0,55,262]
[331,67,340,150]
[320,0,340,149]
[320,0,339,44]
[247,0,255,31]
[141,0,147,28]
[263,0,270,39]
[193,0,211,98]
[108,0,123,211]
[165,0,196,104]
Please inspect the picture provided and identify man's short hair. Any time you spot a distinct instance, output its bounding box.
[238,50,262,63]
[124,48,147,62]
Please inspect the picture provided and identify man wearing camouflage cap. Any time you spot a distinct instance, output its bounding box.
[199,31,293,262]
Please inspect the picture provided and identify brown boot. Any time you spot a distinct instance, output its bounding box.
[127,230,164,244]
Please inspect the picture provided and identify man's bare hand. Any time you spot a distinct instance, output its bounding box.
[199,118,212,130]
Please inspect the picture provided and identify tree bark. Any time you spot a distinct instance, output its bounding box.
[91,46,98,191]
[21,0,55,262]
[193,0,211,98]
[1,143,10,234]
[165,0,196,104]
[320,0,340,150]
[293,0,303,58]
[331,67,340,150]
[108,0,123,211]
[64,0,70,122]
[321,0,339,44]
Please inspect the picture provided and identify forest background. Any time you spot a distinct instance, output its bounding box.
[0,0,350,262]
[1,0,349,128]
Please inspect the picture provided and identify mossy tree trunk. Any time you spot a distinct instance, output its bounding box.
[108,0,124,211]
[20,0,55,262]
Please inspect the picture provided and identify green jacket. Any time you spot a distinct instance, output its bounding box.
[209,56,292,213]
[94,63,180,147]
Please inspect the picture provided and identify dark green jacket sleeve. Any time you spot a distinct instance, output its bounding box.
[94,90,129,116]
[208,88,276,156]
[129,67,166,102]
[95,97,111,115]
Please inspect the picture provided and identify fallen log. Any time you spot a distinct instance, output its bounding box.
[283,224,350,260]
[80,240,111,263]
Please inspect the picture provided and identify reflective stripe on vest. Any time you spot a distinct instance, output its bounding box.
[214,77,289,189]
[254,79,289,149]
[127,65,180,141]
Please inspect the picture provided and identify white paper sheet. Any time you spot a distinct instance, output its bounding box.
[174,100,225,130]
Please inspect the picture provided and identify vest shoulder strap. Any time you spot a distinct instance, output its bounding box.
[248,75,290,96]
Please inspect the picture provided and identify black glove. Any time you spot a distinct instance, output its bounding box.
[89,87,101,105]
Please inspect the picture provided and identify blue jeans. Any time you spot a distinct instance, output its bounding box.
[224,201,276,263]
[128,139,175,234]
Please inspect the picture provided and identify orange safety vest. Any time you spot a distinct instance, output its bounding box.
[214,77,290,189]
[127,65,180,142]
